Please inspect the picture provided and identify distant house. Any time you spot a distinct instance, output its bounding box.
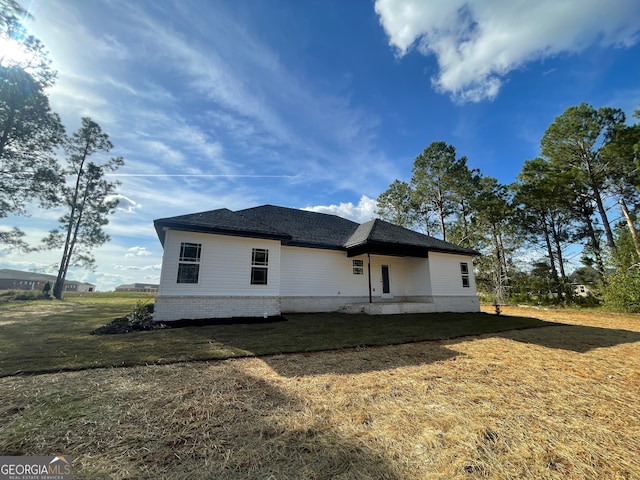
[115,283,159,293]
[153,205,480,321]
[573,284,594,297]
[0,269,95,292]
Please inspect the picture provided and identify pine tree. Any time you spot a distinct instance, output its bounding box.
[44,118,124,299]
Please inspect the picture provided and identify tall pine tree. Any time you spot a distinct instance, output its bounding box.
[44,118,124,299]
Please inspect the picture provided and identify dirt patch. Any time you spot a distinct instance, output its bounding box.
[0,303,76,322]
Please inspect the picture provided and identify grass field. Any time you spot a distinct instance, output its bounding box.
[0,293,551,377]
[0,295,639,479]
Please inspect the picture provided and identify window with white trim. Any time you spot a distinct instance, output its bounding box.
[177,242,201,283]
[460,262,470,288]
[352,259,364,275]
[251,248,269,285]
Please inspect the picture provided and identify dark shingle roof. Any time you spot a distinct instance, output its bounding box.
[154,205,479,257]
[154,207,291,245]
[237,205,359,249]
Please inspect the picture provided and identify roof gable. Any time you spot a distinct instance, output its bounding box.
[345,219,478,257]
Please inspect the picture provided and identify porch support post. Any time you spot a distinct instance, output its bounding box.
[367,252,372,303]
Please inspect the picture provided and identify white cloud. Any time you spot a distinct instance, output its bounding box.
[0,260,58,274]
[114,264,162,272]
[374,0,640,102]
[303,195,378,223]
[124,246,151,258]
[107,194,141,214]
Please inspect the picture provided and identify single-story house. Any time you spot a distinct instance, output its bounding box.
[0,269,95,292]
[114,283,159,293]
[152,205,480,321]
[572,283,594,297]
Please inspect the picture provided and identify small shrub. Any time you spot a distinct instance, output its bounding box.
[571,294,601,308]
[4,290,51,301]
[131,300,150,324]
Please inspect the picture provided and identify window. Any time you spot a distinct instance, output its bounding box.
[177,242,201,283]
[460,262,470,288]
[251,248,269,285]
[353,259,364,275]
[180,242,201,262]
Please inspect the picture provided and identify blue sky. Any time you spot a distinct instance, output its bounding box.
[3,0,640,290]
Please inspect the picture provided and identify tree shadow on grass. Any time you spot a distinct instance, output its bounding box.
[180,313,640,377]
[263,342,462,377]
[495,322,640,353]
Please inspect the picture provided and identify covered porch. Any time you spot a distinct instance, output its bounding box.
[346,220,435,309]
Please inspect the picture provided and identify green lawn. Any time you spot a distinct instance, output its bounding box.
[0,293,556,377]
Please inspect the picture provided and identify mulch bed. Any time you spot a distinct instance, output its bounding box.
[92,306,287,335]
[91,305,163,334]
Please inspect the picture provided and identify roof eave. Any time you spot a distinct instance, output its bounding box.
[154,221,291,247]
[346,241,480,258]
[284,240,346,251]
[428,247,481,257]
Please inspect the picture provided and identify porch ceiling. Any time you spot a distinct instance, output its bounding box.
[346,242,428,258]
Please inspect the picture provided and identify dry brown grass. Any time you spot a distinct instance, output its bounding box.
[1,307,638,479]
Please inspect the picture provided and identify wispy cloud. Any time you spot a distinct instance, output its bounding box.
[112,1,393,190]
[11,0,402,290]
[107,174,294,178]
[28,0,396,195]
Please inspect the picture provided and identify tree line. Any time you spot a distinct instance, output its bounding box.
[0,1,124,299]
[376,104,640,311]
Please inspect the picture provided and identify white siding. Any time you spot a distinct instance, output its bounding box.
[279,249,433,312]
[155,229,479,317]
[158,230,281,296]
[280,247,369,297]
[429,253,476,296]
[280,248,432,299]
[402,257,432,296]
